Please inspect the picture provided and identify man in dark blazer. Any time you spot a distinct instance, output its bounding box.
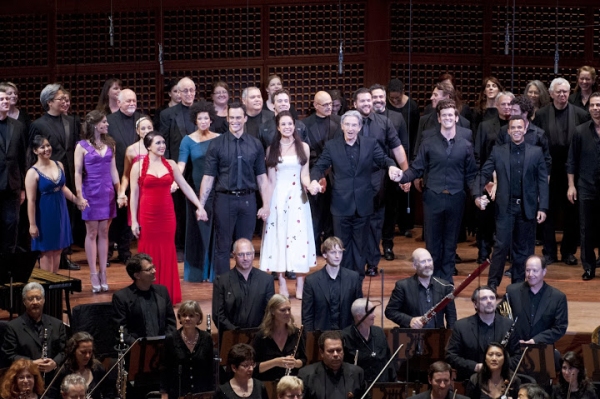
[445,286,519,381]
[308,110,403,276]
[298,331,365,399]
[385,248,456,329]
[112,253,177,345]
[474,116,549,289]
[0,88,27,253]
[107,88,143,263]
[242,86,274,139]
[302,91,341,253]
[533,77,590,266]
[212,238,275,334]
[506,254,568,345]
[302,236,363,332]
[1,283,67,384]
[410,361,470,399]
[258,89,309,150]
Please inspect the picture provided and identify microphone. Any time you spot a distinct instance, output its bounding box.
[109,16,114,47]
[338,41,343,75]
[158,43,164,75]
[504,22,510,55]
[554,43,559,74]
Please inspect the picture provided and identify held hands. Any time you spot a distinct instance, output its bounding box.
[388,167,403,182]
[170,182,179,193]
[117,195,128,208]
[400,182,411,192]
[257,207,270,221]
[318,177,327,193]
[475,196,490,210]
[76,196,89,211]
[485,182,497,201]
[197,206,208,222]
[308,180,322,196]
[409,316,424,329]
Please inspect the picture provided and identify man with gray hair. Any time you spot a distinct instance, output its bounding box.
[60,374,87,399]
[534,77,590,266]
[308,110,403,277]
[242,86,274,139]
[1,282,67,382]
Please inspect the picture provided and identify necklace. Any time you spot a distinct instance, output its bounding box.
[181,330,198,346]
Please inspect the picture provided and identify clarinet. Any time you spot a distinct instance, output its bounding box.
[41,328,48,378]
[500,317,518,347]
[115,326,129,399]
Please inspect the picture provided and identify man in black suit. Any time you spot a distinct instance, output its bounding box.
[474,116,549,289]
[445,286,519,381]
[258,89,309,150]
[298,330,365,399]
[534,77,590,266]
[567,93,600,281]
[0,88,27,253]
[212,238,275,334]
[107,88,143,263]
[242,86,274,139]
[385,248,456,328]
[410,361,470,399]
[506,255,568,345]
[302,91,341,253]
[1,282,67,384]
[112,253,177,345]
[308,110,403,276]
[301,236,363,332]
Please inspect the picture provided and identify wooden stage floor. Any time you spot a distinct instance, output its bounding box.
[3,228,599,342]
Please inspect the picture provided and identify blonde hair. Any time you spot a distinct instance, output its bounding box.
[259,294,295,337]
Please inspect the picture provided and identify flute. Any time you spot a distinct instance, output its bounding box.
[285,325,303,376]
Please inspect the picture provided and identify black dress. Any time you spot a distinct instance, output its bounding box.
[551,383,598,399]
[46,362,115,399]
[465,373,520,399]
[160,328,215,399]
[215,379,269,399]
[251,328,306,381]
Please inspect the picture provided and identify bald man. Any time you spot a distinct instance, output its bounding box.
[302,91,342,253]
[385,248,456,328]
[160,77,198,160]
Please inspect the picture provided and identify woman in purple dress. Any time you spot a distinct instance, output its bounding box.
[75,110,120,293]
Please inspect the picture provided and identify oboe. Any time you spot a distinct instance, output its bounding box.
[41,328,48,378]
[500,317,518,347]
[115,326,129,399]
[285,325,304,376]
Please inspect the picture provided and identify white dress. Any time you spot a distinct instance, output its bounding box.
[260,155,317,273]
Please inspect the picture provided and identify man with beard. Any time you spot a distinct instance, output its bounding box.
[385,248,456,328]
[445,286,519,381]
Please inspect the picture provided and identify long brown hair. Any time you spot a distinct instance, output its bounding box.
[476,77,504,113]
[265,111,308,168]
[96,78,122,114]
[81,110,116,152]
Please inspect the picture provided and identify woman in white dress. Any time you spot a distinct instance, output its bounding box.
[260,111,316,299]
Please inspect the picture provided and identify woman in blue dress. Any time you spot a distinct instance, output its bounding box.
[177,100,220,282]
[25,135,87,272]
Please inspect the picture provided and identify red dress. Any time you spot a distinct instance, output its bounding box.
[137,156,181,304]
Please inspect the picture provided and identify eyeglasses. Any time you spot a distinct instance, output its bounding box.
[24,295,44,303]
[141,265,156,272]
[53,97,68,102]
[317,102,333,108]
[180,89,196,94]
[236,252,254,258]
[239,362,255,369]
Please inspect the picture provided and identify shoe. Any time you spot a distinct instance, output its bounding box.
[365,265,378,277]
[60,259,80,270]
[90,274,101,293]
[453,267,459,276]
[504,268,512,278]
[476,257,486,264]
[543,254,557,265]
[99,272,109,291]
[455,254,462,264]
[582,270,595,281]
[535,240,543,246]
[285,271,297,280]
[271,272,278,277]
[561,254,578,265]
[404,230,413,238]
[384,248,395,261]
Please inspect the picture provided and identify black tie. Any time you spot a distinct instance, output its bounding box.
[362,117,370,137]
[236,138,242,190]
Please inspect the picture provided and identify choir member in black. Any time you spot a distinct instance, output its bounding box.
[342,298,395,383]
[210,81,230,133]
[472,77,504,133]
[276,377,304,399]
[466,343,520,399]
[551,352,597,399]
[524,81,551,120]
[251,294,306,381]
[328,89,347,116]
[216,344,269,399]
[153,78,181,128]
[0,81,32,130]
[160,300,214,399]
[0,359,45,399]
[59,374,88,399]
[519,384,550,399]
[95,78,122,115]
[410,361,470,399]
[569,66,597,111]
[567,93,600,281]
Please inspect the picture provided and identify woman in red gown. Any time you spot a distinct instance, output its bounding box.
[129,132,203,304]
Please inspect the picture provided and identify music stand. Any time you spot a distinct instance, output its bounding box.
[180,392,215,399]
[0,251,38,319]
[388,328,452,382]
[371,382,428,399]
[127,336,164,397]
[582,343,600,381]
[304,330,324,365]
[219,328,259,366]
[518,343,556,386]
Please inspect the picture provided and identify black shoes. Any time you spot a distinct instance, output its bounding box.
[455,254,462,264]
[562,254,578,265]
[365,265,378,277]
[384,248,395,261]
[60,259,80,270]
[582,270,595,281]
[504,268,512,278]
[285,271,297,280]
[543,254,557,265]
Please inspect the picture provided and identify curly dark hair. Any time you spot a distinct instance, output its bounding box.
[189,100,217,126]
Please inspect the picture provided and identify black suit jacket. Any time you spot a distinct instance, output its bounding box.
[473,143,549,220]
[414,112,471,157]
[496,122,552,173]
[506,282,568,344]
[445,314,519,380]
[258,117,309,150]
[309,135,395,217]
[411,390,469,399]
[474,116,504,168]
[29,113,78,189]
[301,267,363,332]
[0,117,27,191]
[212,267,275,331]
[1,313,66,372]
[160,102,196,160]
[107,110,143,175]
[302,113,342,167]
[384,274,456,328]
[111,283,177,345]
[298,362,364,399]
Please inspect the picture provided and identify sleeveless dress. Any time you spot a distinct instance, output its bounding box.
[178,135,215,283]
[137,156,181,304]
[31,162,73,252]
[79,140,117,221]
[260,155,317,273]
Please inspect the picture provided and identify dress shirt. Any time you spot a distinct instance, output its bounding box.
[510,142,525,198]
[567,121,600,200]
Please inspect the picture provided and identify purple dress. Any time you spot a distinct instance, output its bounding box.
[79,140,117,221]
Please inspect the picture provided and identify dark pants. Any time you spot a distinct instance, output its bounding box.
[423,189,465,283]
[579,198,600,274]
[488,201,535,288]
[332,213,370,277]
[0,189,20,253]
[108,205,132,259]
[475,204,495,260]
[543,176,579,259]
[365,171,386,268]
[213,192,257,276]
[382,178,414,249]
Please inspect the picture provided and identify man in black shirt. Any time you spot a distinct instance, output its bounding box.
[399,100,477,283]
[567,92,600,280]
[242,86,274,139]
[473,116,549,288]
[410,361,470,399]
[198,102,271,276]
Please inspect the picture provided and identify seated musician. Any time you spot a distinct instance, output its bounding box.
[446,286,520,381]
[0,359,45,399]
[216,343,269,399]
[298,331,365,399]
[111,253,177,345]
[1,282,66,385]
[251,294,306,381]
[411,361,470,399]
[551,352,597,399]
[60,374,88,399]
[465,342,521,399]
[276,376,304,399]
[341,298,395,383]
[385,248,456,329]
